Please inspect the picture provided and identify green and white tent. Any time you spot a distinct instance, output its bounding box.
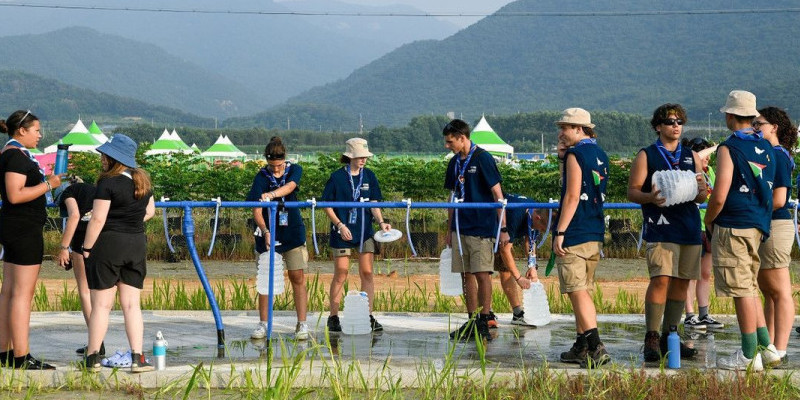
[44,119,102,153]
[145,129,193,155]
[170,129,192,151]
[88,120,108,144]
[471,116,513,159]
[201,135,246,160]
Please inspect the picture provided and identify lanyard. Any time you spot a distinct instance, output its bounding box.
[774,145,796,170]
[261,163,291,199]
[732,128,763,141]
[454,143,477,199]
[527,209,539,257]
[3,139,45,182]
[655,138,681,170]
[346,165,364,201]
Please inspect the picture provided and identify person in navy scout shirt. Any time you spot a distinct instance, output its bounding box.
[247,136,310,341]
[322,138,391,333]
[627,103,707,363]
[443,119,509,342]
[552,108,610,368]
[705,90,777,371]
[753,107,796,367]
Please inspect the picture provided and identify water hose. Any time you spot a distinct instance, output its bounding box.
[403,198,417,257]
[359,197,368,253]
[206,197,221,256]
[308,198,319,255]
[161,196,175,253]
[493,198,507,253]
[536,198,555,249]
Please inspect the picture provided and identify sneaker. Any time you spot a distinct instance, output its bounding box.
[774,355,790,369]
[130,353,154,373]
[660,333,697,359]
[643,331,661,362]
[476,316,492,341]
[761,344,782,367]
[683,315,707,331]
[327,315,342,332]
[76,342,106,357]
[718,349,763,372]
[698,315,724,329]
[370,315,383,332]
[560,342,588,364]
[449,320,475,341]
[510,311,535,327]
[487,311,498,329]
[80,352,102,372]
[13,354,56,370]
[580,343,611,368]
[295,322,310,341]
[251,323,267,339]
[0,351,12,367]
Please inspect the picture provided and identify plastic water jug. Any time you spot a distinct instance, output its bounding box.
[341,291,371,335]
[256,251,284,295]
[153,331,167,371]
[438,247,462,296]
[667,325,680,368]
[521,281,552,326]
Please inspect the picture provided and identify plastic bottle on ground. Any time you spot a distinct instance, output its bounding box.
[256,251,284,295]
[341,291,371,335]
[521,281,552,326]
[438,247,462,296]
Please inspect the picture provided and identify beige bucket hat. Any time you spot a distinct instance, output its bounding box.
[343,137,373,158]
[719,90,757,117]
[555,107,596,128]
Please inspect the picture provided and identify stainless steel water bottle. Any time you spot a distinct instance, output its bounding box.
[153,331,167,371]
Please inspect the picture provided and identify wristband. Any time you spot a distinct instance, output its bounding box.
[60,245,70,250]
[500,227,508,233]
[45,180,52,191]
[514,275,521,282]
[81,246,92,253]
[555,230,566,236]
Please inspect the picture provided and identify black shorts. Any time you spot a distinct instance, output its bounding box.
[70,230,86,251]
[86,231,147,290]
[0,218,44,265]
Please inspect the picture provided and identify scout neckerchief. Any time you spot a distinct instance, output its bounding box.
[774,145,795,170]
[655,138,681,170]
[732,127,762,141]
[573,138,596,148]
[454,142,477,200]
[261,162,291,200]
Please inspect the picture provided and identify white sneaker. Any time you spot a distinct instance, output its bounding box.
[761,344,781,367]
[251,323,267,339]
[717,348,763,372]
[295,322,310,341]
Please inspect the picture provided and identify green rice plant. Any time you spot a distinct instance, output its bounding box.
[32,283,49,311]
[57,281,81,312]
[227,278,256,310]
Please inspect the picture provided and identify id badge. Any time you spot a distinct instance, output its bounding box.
[348,209,358,224]
[278,211,289,226]
[527,255,537,269]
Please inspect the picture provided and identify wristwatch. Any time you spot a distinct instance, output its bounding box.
[555,230,566,236]
[500,227,508,233]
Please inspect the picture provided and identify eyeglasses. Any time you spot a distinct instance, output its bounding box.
[752,120,771,129]
[661,118,684,126]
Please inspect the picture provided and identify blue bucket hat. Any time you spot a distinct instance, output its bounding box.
[96,134,138,168]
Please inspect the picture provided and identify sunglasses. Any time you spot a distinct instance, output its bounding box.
[752,120,771,129]
[661,118,684,126]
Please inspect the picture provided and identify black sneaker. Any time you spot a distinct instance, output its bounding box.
[476,316,492,341]
[560,343,588,363]
[79,352,102,372]
[76,342,106,357]
[327,315,342,332]
[449,320,475,341]
[130,353,154,373]
[660,333,697,359]
[12,354,56,370]
[0,350,12,367]
[580,343,611,368]
[370,315,383,332]
[643,331,661,362]
[698,314,724,329]
[511,311,535,327]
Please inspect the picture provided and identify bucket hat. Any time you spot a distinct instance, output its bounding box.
[96,134,138,168]
[555,108,595,128]
[719,90,757,117]
[343,137,373,158]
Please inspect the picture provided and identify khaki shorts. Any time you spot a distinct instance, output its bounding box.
[282,245,309,271]
[556,241,601,294]
[712,226,761,297]
[645,242,701,280]
[758,219,795,270]
[452,235,495,274]
[332,238,376,257]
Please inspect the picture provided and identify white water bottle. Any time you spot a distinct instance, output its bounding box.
[438,247,462,296]
[256,250,284,295]
[705,333,716,369]
[341,291,371,335]
[153,331,167,371]
[522,281,552,326]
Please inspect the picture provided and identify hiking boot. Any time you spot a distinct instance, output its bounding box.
[683,315,707,331]
[449,320,475,341]
[476,316,492,341]
[370,315,383,332]
[327,315,342,332]
[698,314,724,329]
[295,322,310,341]
[12,354,55,370]
[560,342,588,364]
[487,311,498,329]
[761,344,782,367]
[251,323,267,339]
[643,331,661,362]
[130,353,154,373]
[510,310,535,327]
[76,342,106,357]
[660,333,697,359]
[718,349,763,372]
[79,352,102,372]
[580,343,611,368]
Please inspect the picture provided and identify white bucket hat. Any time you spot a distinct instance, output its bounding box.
[343,137,373,158]
[555,107,595,128]
[719,90,757,117]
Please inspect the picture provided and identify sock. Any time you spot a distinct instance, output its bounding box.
[260,320,268,325]
[742,332,758,359]
[645,302,666,332]
[756,326,771,348]
[13,355,27,367]
[685,312,695,318]
[698,306,709,318]
[576,333,588,349]
[778,350,787,358]
[584,328,601,350]
[661,300,686,336]
[512,306,523,315]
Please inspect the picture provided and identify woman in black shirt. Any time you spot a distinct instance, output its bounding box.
[0,110,62,370]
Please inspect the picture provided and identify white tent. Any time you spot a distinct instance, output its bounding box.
[471,116,514,159]
[145,129,194,155]
[44,118,102,153]
[200,135,246,160]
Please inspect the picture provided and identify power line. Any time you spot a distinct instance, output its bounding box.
[1,3,799,18]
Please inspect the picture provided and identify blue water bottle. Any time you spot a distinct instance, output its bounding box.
[667,325,680,368]
[54,143,71,175]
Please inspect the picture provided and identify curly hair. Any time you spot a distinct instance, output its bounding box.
[758,107,797,154]
[650,103,687,131]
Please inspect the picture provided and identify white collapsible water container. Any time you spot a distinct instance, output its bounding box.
[438,247,463,296]
[522,281,552,326]
[652,170,699,207]
[341,291,371,335]
[256,251,285,295]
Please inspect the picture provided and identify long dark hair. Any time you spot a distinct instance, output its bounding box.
[0,110,38,137]
[264,136,286,160]
[758,107,797,154]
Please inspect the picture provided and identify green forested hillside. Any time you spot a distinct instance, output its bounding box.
[286,0,800,126]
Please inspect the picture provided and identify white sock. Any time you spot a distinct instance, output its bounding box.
[260,320,268,326]
[778,350,787,358]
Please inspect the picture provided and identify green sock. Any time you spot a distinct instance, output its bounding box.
[756,326,771,348]
[741,332,758,359]
[661,299,686,336]
[645,302,666,332]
